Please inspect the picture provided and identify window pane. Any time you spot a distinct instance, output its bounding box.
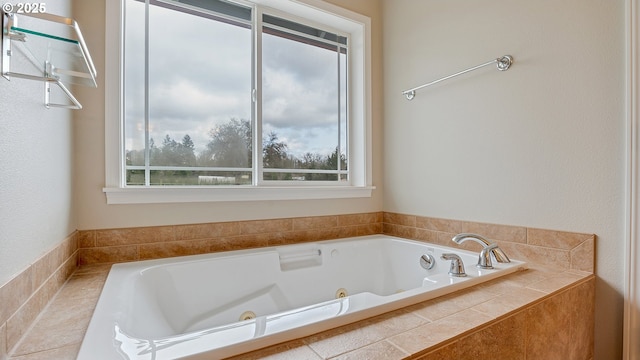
[262,16,347,182]
[124,0,146,168]
[121,2,358,188]
[150,170,252,186]
[124,0,252,186]
[148,3,252,168]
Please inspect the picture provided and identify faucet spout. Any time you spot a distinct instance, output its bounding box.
[452,233,511,269]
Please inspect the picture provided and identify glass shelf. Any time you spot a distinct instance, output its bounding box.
[1,11,97,109]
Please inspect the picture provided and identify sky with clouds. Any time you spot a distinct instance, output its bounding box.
[124,0,347,162]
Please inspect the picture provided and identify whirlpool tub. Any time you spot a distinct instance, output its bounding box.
[78,235,527,359]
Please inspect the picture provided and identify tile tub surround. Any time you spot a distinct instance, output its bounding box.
[3,212,596,359]
[76,211,595,274]
[77,212,385,265]
[382,212,595,273]
[0,232,78,359]
[6,265,594,359]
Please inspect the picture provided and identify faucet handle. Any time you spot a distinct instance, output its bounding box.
[441,253,466,277]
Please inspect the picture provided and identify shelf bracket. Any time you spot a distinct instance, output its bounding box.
[1,11,11,81]
[1,10,96,109]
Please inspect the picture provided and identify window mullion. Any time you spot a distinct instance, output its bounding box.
[144,0,151,186]
[336,43,341,179]
[253,6,263,186]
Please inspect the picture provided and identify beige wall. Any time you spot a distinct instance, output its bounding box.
[72,0,384,230]
[0,1,76,286]
[382,0,625,358]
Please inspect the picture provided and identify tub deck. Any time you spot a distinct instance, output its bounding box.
[6,261,593,360]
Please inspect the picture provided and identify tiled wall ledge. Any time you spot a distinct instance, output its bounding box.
[0,232,78,359]
[77,212,384,265]
[382,212,595,273]
[76,211,595,274]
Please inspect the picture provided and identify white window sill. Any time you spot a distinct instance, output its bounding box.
[103,186,375,204]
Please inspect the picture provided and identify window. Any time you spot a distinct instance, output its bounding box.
[104,0,372,203]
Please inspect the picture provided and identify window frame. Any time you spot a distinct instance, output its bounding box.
[104,0,373,204]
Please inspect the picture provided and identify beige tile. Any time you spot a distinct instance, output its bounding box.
[6,288,48,352]
[571,236,595,273]
[257,232,298,247]
[525,290,572,359]
[227,340,321,360]
[57,272,108,304]
[568,279,595,360]
[382,223,416,239]
[332,340,408,360]
[305,310,426,358]
[78,230,95,248]
[497,268,558,288]
[9,343,80,360]
[527,228,594,250]
[63,255,79,281]
[343,223,382,237]
[414,228,440,243]
[78,245,138,265]
[498,242,570,270]
[65,232,79,259]
[388,309,492,355]
[11,281,97,356]
[73,264,112,276]
[139,239,212,260]
[36,266,69,312]
[291,228,344,243]
[436,231,458,247]
[211,235,270,252]
[383,212,416,227]
[337,212,382,227]
[240,218,294,235]
[474,269,558,297]
[412,343,458,360]
[1,322,6,360]
[330,226,362,239]
[470,287,547,319]
[11,313,92,356]
[95,226,175,246]
[0,268,33,326]
[476,275,531,296]
[32,248,60,292]
[175,221,240,240]
[415,216,463,233]
[407,287,497,322]
[293,216,338,230]
[526,271,588,294]
[461,221,527,244]
[455,311,526,360]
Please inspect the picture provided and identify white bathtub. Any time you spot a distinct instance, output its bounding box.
[78,235,526,359]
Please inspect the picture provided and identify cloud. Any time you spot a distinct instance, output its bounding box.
[261,32,345,129]
[124,0,346,159]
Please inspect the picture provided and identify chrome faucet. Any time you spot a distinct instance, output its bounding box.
[452,233,511,269]
[441,253,466,277]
